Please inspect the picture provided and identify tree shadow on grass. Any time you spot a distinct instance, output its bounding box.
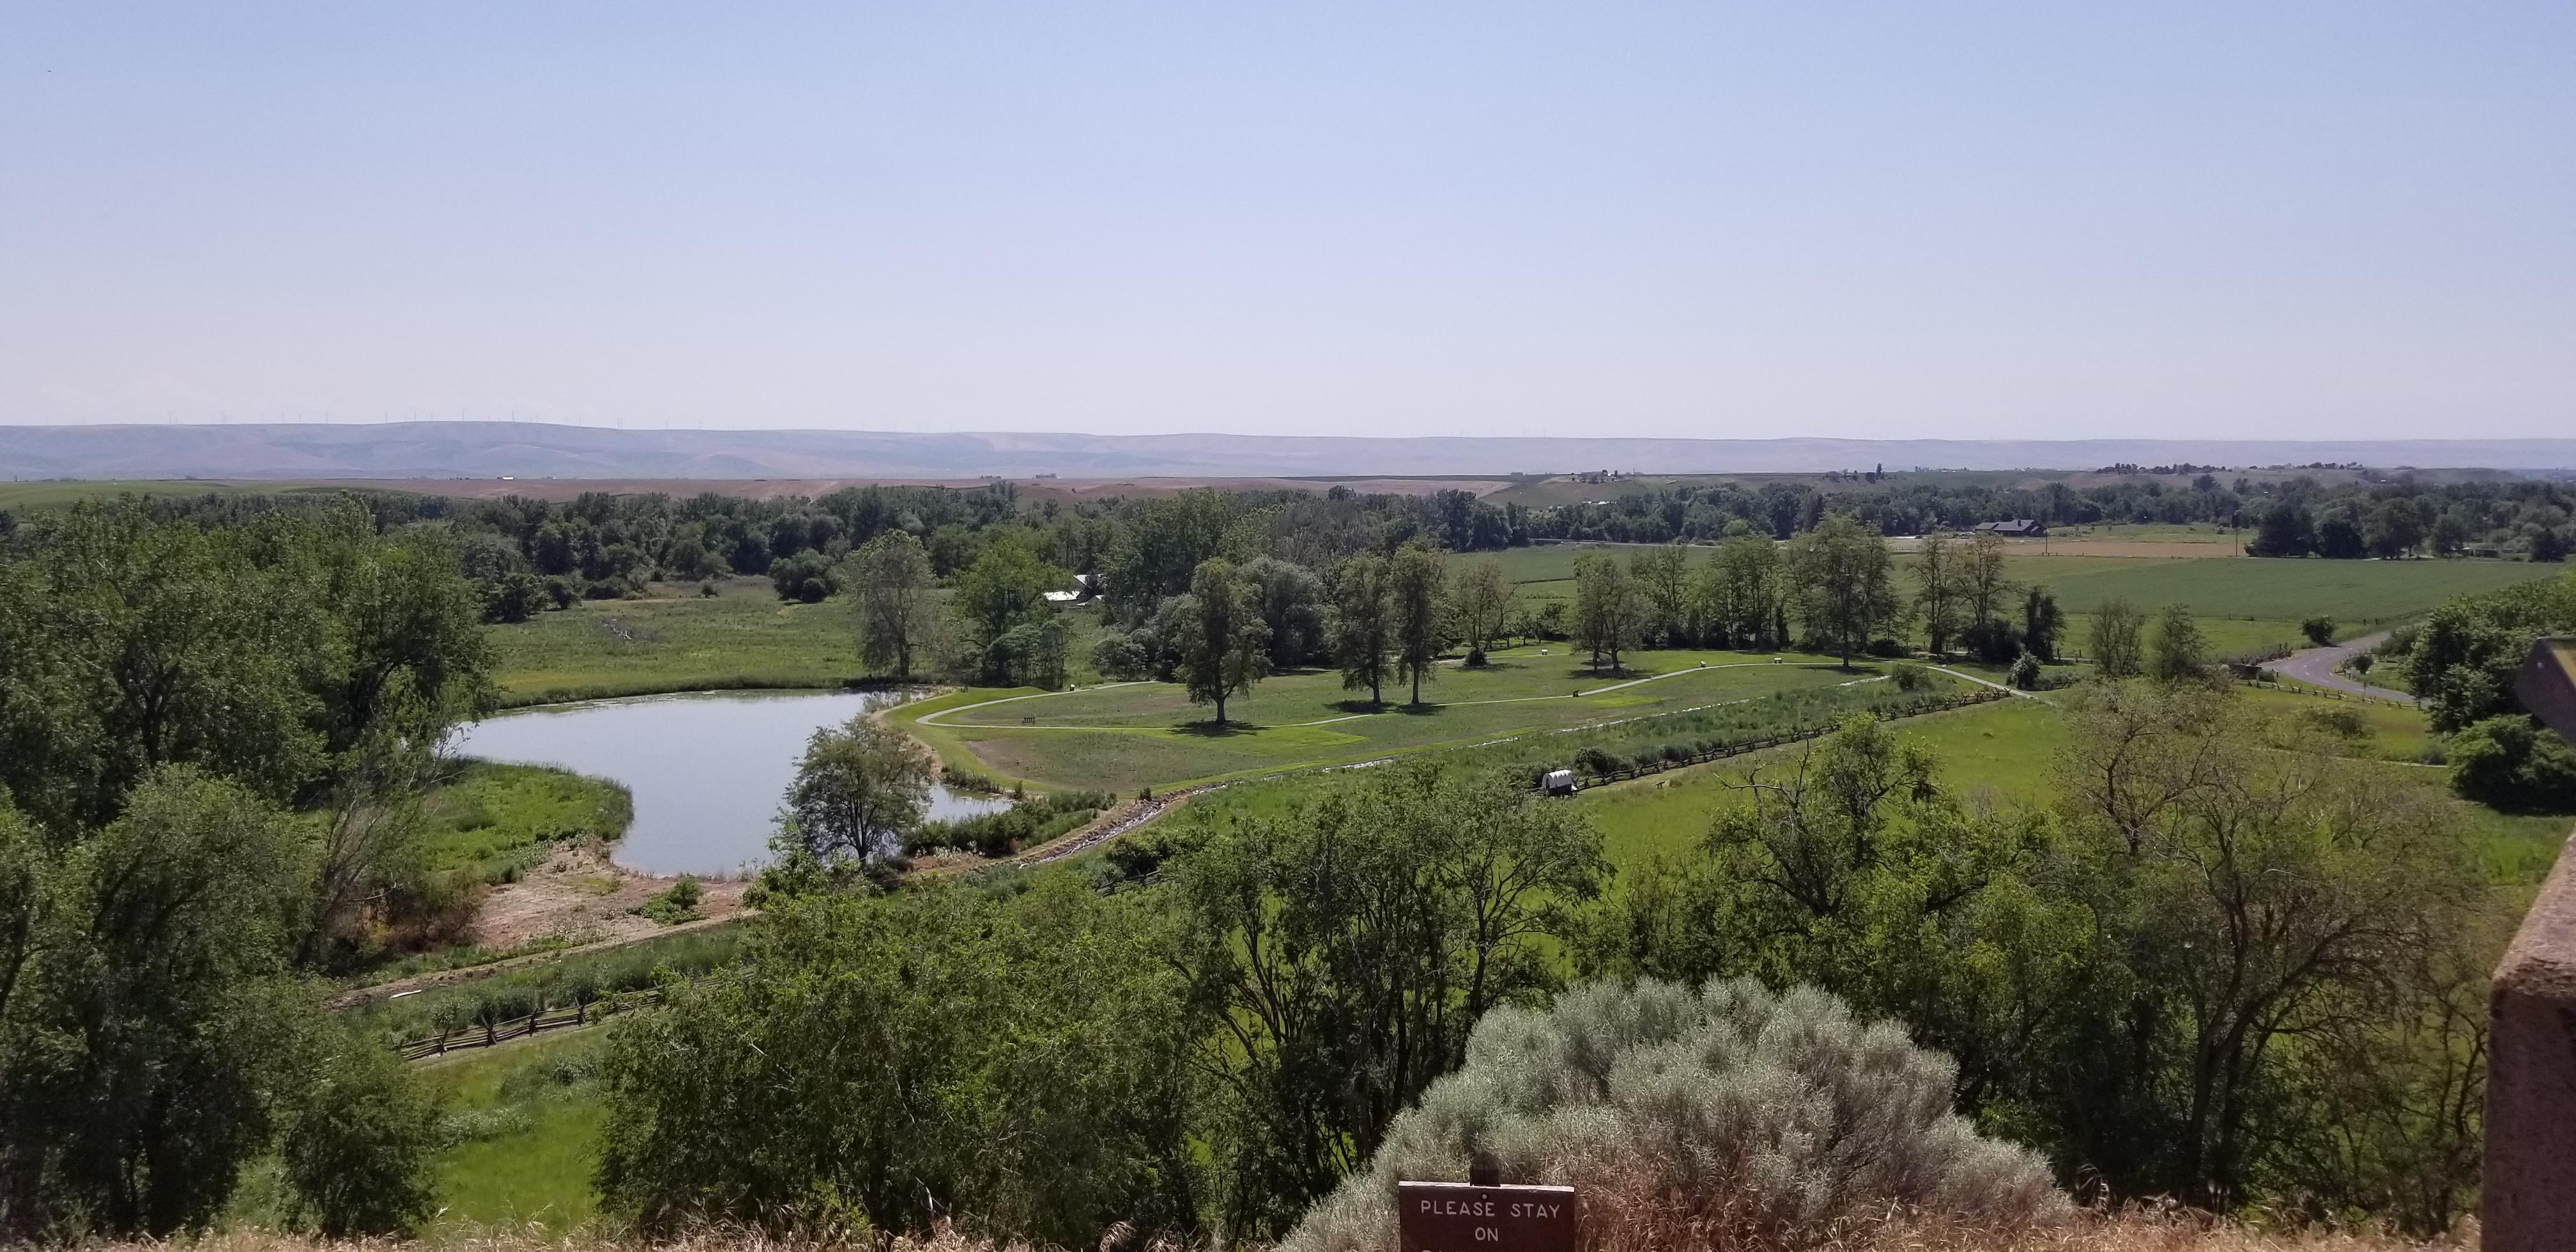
[1173,719,1269,737]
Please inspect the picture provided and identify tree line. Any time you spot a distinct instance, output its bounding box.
[1531,469,2576,559]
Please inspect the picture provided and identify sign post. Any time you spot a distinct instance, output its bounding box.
[1397,1181,1576,1252]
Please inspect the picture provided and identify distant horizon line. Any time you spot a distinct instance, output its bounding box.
[6,418,2575,448]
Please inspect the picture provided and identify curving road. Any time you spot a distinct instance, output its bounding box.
[2262,630,2414,704]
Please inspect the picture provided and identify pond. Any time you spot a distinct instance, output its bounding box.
[447,688,1013,876]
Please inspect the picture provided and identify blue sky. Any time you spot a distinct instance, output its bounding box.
[2,3,2569,439]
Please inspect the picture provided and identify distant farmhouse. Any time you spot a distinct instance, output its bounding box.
[1972,519,2047,537]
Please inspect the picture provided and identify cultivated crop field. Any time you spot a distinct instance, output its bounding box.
[896,645,1884,793]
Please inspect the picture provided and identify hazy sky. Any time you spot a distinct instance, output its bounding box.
[3,3,2570,439]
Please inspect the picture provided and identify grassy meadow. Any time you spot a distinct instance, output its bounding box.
[422,762,633,882]
[418,1031,611,1234]
[896,645,1887,793]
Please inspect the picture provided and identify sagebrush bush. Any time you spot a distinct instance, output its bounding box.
[1282,979,2065,1252]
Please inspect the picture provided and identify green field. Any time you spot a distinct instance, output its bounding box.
[422,761,633,880]
[1563,691,2568,891]
[419,1030,610,1233]
[483,578,1107,706]
[898,646,1886,793]
[2033,557,2556,623]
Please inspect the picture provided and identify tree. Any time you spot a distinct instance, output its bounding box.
[2248,502,2313,558]
[2021,586,2064,661]
[1789,514,1902,667]
[1701,533,1784,648]
[2149,604,2209,683]
[1390,540,1449,706]
[953,531,1066,650]
[1570,551,1640,674]
[1175,763,1606,1234]
[597,877,1204,1246]
[277,1034,445,1235]
[1330,553,1395,705]
[2089,598,2146,678]
[1914,530,1962,657]
[1170,558,1269,725]
[774,714,935,867]
[1448,558,1514,664]
[1577,715,2097,1117]
[850,531,940,678]
[0,769,413,1239]
[1628,543,1693,648]
[1961,530,2013,629]
[1240,556,1328,670]
[2301,615,2335,647]
[2366,498,2424,560]
[2051,683,2484,1205]
[0,500,493,832]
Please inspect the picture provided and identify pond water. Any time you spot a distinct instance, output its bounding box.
[447,689,1013,876]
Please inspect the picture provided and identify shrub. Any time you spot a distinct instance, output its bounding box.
[1281,979,2064,1252]
[1890,662,1928,692]
[2301,615,2334,646]
[2449,714,2576,813]
[2007,651,2041,690]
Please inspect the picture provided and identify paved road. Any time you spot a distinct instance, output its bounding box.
[2262,630,2416,703]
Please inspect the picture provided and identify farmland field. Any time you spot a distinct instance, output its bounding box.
[1460,540,2557,632]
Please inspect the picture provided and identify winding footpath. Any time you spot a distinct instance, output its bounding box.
[2261,630,2417,705]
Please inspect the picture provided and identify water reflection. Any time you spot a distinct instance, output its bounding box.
[447,688,1010,876]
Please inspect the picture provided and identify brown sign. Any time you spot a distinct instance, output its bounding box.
[1397,1181,1577,1252]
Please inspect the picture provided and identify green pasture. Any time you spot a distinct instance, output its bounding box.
[897,646,1877,793]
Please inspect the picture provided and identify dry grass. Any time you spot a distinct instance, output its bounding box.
[99,1210,2465,1252]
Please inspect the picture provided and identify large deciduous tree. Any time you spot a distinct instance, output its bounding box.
[774,714,935,869]
[1570,551,1639,675]
[1390,540,1449,706]
[1789,514,1901,667]
[1913,530,1961,657]
[1627,543,1693,648]
[1330,553,1395,706]
[1170,558,1269,726]
[1448,557,1514,662]
[1174,763,1606,1235]
[850,531,941,678]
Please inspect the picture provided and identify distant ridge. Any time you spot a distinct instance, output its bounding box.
[4,422,2574,480]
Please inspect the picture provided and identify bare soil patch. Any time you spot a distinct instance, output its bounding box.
[468,841,751,950]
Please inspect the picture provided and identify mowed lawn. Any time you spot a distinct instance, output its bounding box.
[900,646,1878,793]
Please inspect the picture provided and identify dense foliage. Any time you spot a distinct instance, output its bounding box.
[0,498,490,1238]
